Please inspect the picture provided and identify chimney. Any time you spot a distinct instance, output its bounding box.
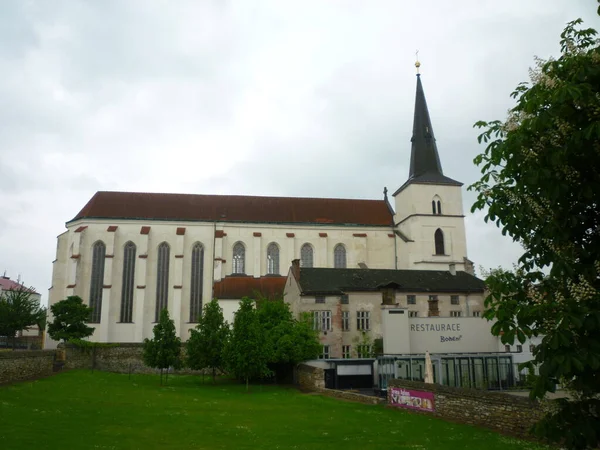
[291,259,301,281]
[449,263,456,276]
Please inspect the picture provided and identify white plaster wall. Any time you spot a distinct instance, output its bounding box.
[394,183,464,219]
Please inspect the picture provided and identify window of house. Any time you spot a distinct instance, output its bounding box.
[472,311,481,317]
[357,345,372,359]
[407,295,416,305]
[429,295,438,301]
[266,242,279,275]
[313,311,332,332]
[232,242,245,274]
[155,242,170,322]
[357,311,370,331]
[450,295,459,305]
[529,344,535,353]
[516,345,523,353]
[409,311,418,317]
[119,241,136,323]
[189,242,204,322]
[300,243,313,268]
[432,200,436,214]
[89,241,106,323]
[342,311,350,331]
[450,311,462,317]
[505,345,511,352]
[342,345,351,359]
[333,244,346,268]
[315,296,325,304]
[318,345,330,360]
[434,228,445,255]
[437,200,442,215]
[340,294,349,304]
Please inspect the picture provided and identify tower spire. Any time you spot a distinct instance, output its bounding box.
[407,68,460,186]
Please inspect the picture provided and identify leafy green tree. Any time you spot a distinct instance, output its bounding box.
[225,297,271,391]
[470,18,600,449]
[255,300,321,381]
[186,299,229,383]
[0,285,46,349]
[143,309,182,385]
[47,296,94,344]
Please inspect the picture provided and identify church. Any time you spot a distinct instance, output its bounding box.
[46,71,484,349]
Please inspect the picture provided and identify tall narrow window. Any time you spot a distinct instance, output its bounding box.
[89,241,106,323]
[432,200,436,214]
[333,244,346,268]
[120,241,136,323]
[266,243,279,275]
[434,228,445,255]
[155,242,170,321]
[437,200,442,215]
[232,242,245,274]
[190,242,204,322]
[300,243,313,268]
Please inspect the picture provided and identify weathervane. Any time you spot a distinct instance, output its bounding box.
[415,50,421,74]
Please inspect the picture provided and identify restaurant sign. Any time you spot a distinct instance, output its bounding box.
[389,387,435,412]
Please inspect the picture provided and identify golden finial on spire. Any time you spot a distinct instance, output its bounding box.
[415,50,421,74]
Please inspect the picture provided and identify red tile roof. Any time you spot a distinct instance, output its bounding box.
[213,276,286,300]
[0,277,39,294]
[70,191,393,226]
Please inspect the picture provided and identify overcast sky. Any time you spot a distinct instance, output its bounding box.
[1,1,598,304]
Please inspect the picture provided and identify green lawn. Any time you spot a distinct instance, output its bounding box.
[0,371,547,450]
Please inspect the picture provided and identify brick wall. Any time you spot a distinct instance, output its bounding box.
[0,350,55,384]
[388,379,546,439]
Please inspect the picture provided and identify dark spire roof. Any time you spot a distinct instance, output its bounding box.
[394,74,461,196]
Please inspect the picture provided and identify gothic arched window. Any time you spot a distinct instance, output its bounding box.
[434,229,445,255]
[266,243,280,275]
[334,244,347,269]
[300,243,313,268]
[437,200,442,215]
[155,242,170,321]
[190,242,204,322]
[89,241,106,323]
[232,242,245,274]
[120,241,136,323]
[432,200,436,214]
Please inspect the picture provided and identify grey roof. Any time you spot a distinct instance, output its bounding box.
[393,75,461,196]
[297,268,485,295]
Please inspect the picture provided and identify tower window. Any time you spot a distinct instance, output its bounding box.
[434,228,445,255]
[432,200,436,214]
[437,200,442,215]
[334,244,346,268]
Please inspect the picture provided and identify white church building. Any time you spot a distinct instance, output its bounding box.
[46,73,484,349]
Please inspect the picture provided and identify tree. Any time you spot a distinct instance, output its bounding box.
[255,299,320,381]
[225,297,271,391]
[143,309,182,385]
[47,296,94,344]
[186,299,229,383]
[470,18,600,449]
[0,285,46,349]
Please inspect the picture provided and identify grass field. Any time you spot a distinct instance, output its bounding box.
[0,371,548,449]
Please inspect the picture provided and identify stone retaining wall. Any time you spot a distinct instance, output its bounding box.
[296,363,325,390]
[388,379,546,439]
[0,350,55,384]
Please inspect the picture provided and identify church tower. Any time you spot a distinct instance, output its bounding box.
[393,66,469,271]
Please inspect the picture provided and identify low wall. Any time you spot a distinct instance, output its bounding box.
[0,350,56,384]
[388,379,546,439]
